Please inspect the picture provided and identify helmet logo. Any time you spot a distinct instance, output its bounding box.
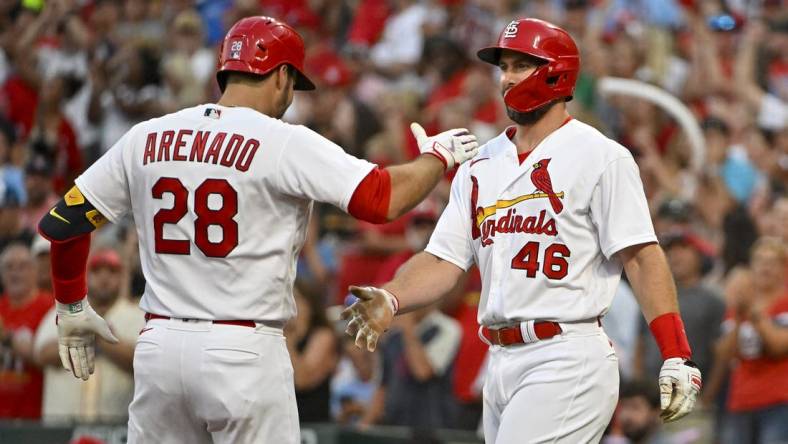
[503,21,519,39]
[230,40,242,59]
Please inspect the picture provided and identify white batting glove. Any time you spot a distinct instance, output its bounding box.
[56,297,119,381]
[658,358,702,422]
[341,286,398,352]
[410,123,479,170]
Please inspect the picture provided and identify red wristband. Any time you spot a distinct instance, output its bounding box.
[649,312,692,360]
[49,233,91,304]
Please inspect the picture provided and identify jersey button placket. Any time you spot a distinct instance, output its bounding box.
[489,200,505,317]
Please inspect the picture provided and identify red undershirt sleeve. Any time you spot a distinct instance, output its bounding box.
[347,167,392,224]
[44,231,91,304]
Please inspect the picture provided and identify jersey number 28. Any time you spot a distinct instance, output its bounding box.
[152,177,238,258]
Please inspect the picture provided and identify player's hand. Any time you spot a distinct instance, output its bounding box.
[56,297,119,381]
[410,123,479,170]
[341,286,398,352]
[658,358,702,422]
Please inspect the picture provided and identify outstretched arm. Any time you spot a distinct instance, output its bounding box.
[347,124,478,223]
[384,252,465,314]
[342,251,464,351]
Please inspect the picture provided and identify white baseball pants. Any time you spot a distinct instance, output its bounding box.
[127,318,299,444]
[482,321,619,443]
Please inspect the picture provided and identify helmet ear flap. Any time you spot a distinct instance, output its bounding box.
[255,43,268,63]
[477,18,580,113]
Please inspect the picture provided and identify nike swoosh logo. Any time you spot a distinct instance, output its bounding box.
[470,158,489,167]
[49,208,70,224]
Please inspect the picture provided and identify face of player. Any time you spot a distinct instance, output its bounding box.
[498,49,555,125]
[497,49,541,98]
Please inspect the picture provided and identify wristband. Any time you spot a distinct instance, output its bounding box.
[381,288,400,314]
[649,312,692,360]
[52,276,88,304]
[49,233,90,304]
[56,298,87,314]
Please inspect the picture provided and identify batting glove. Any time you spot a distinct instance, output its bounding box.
[341,286,398,352]
[56,297,118,381]
[658,358,702,422]
[410,123,479,170]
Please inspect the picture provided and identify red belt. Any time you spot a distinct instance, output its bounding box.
[144,313,256,328]
[482,321,563,346]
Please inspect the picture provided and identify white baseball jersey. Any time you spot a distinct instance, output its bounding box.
[426,119,656,326]
[76,104,375,322]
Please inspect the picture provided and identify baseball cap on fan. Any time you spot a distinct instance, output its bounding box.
[88,249,122,270]
[306,51,353,88]
[660,229,716,274]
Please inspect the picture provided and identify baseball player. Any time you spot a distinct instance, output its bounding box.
[37,16,478,444]
[343,18,702,443]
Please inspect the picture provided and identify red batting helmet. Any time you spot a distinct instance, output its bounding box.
[477,18,579,113]
[217,16,315,92]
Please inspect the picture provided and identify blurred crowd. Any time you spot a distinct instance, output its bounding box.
[0,0,786,443]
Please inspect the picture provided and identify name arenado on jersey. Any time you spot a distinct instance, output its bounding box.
[142,130,261,172]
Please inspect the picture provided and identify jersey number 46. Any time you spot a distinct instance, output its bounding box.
[152,177,238,258]
[511,241,570,280]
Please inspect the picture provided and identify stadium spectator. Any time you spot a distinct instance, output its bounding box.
[330,334,378,426]
[287,289,339,423]
[90,40,169,155]
[161,10,214,109]
[19,154,58,234]
[30,234,51,293]
[604,279,641,381]
[603,379,670,444]
[33,248,143,422]
[707,238,788,444]
[0,243,52,419]
[360,306,461,430]
[0,0,784,439]
[26,75,83,194]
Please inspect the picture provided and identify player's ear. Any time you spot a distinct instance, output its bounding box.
[276,65,293,91]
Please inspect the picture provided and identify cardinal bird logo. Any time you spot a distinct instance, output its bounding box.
[530,159,564,214]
